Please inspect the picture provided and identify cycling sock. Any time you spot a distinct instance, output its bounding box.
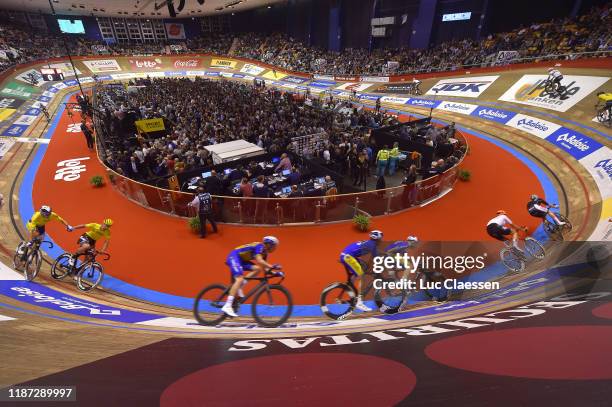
[225,296,235,306]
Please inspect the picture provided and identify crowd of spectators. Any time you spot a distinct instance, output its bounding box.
[232,3,611,74]
[95,77,401,188]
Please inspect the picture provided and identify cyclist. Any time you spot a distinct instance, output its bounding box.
[527,194,566,226]
[411,77,421,93]
[384,235,419,256]
[22,206,72,252]
[221,236,282,317]
[339,230,387,312]
[596,92,612,119]
[486,210,527,252]
[68,219,113,268]
[546,67,563,89]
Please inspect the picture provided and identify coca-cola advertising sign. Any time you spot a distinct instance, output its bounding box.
[128,58,163,70]
[172,59,203,69]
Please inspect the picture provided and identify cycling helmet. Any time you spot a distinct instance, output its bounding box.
[40,205,52,216]
[103,218,114,226]
[496,210,507,215]
[530,194,539,201]
[369,230,383,240]
[263,236,279,247]
[548,67,554,72]
[406,236,419,247]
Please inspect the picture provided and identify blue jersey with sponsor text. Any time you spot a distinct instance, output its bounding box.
[342,240,378,258]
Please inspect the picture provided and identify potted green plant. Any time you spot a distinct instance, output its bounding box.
[188,216,201,233]
[353,214,371,232]
[90,175,105,188]
[458,169,471,182]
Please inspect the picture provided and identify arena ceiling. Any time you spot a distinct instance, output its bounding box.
[1,0,286,18]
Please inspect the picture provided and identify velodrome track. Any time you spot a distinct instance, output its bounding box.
[0,55,610,404]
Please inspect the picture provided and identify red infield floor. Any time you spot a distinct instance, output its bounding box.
[31,95,549,303]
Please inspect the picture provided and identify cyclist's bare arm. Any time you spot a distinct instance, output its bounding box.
[254,254,274,270]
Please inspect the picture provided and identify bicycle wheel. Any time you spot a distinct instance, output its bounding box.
[557,214,573,232]
[251,285,293,328]
[51,253,72,280]
[193,284,230,326]
[374,275,408,314]
[525,237,546,260]
[24,250,42,282]
[543,218,557,235]
[418,272,450,302]
[76,262,104,292]
[597,109,608,123]
[320,282,356,320]
[500,248,525,273]
[12,242,26,271]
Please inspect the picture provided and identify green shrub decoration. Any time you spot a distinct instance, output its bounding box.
[90,175,105,187]
[353,214,371,232]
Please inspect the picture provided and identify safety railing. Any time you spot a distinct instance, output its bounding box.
[95,127,467,225]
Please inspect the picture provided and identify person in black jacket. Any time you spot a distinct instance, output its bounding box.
[188,186,218,238]
[81,119,94,150]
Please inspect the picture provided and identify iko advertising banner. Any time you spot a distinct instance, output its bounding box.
[82,59,122,73]
[498,75,609,112]
[426,75,499,98]
[165,23,186,39]
[240,63,266,76]
[128,58,163,70]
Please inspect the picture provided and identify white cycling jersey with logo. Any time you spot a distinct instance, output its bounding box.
[487,214,512,227]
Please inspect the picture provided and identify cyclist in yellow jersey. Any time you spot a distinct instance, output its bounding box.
[69,219,113,266]
[26,205,72,243]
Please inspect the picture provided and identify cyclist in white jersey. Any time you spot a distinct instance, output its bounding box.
[547,68,563,86]
[486,210,527,251]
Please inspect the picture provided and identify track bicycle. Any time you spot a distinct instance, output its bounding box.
[13,238,53,281]
[193,266,293,328]
[543,79,567,96]
[541,205,573,239]
[595,103,611,126]
[499,234,545,274]
[408,82,422,95]
[319,260,406,320]
[51,250,110,292]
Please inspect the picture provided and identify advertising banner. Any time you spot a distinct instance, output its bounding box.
[282,76,309,84]
[470,106,516,124]
[13,114,37,126]
[335,82,373,92]
[14,69,45,87]
[426,75,499,98]
[172,58,203,69]
[313,74,334,81]
[498,75,610,112]
[43,62,82,76]
[210,59,237,69]
[505,113,561,138]
[135,118,165,133]
[240,63,266,76]
[309,80,336,88]
[0,98,25,110]
[0,108,16,121]
[82,59,122,73]
[435,101,479,115]
[0,82,38,99]
[262,70,287,80]
[1,124,29,137]
[0,137,15,159]
[579,147,612,199]
[360,76,390,83]
[165,23,186,40]
[407,98,441,109]
[545,127,603,160]
[377,83,417,94]
[334,75,359,82]
[380,96,410,104]
[128,58,163,70]
[494,51,519,65]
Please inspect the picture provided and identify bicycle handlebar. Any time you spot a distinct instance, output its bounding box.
[40,240,54,248]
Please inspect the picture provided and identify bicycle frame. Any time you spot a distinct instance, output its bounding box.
[234,272,285,304]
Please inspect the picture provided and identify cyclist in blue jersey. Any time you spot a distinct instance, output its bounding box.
[222,236,281,317]
[384,236,419,257]
[340,230,386,312]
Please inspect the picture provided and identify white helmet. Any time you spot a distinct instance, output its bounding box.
[369,230,383,240]
[263,236,279,247]
[548,67,554,73]
[406,236,419,247]
[40,205,52,216]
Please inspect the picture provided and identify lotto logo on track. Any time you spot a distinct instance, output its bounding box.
[54,157,90,182]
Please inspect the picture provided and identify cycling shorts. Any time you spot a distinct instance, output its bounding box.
[486,223,511,241]
[226,254,256,277]
[340,253,365,276]
[528,206,548,218]
[78,234,96,247]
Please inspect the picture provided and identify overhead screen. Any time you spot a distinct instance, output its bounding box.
[442,12,472,22]
[58,19,85,34]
